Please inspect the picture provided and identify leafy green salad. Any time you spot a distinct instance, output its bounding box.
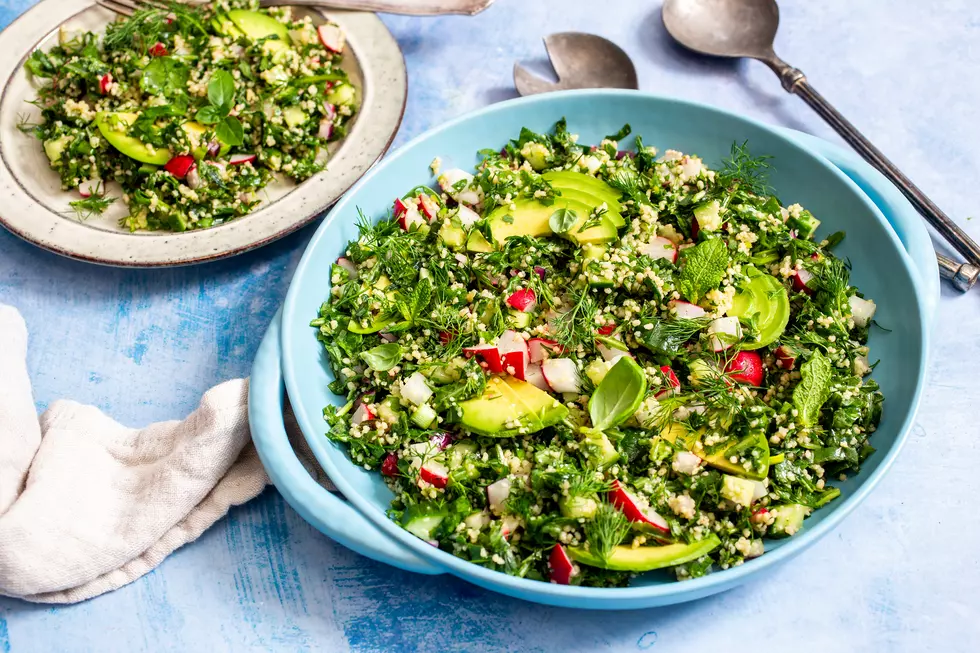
[312,119,884,587]
[21,0,356,231]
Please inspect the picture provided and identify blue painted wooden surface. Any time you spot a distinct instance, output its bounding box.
[1,0,978,650]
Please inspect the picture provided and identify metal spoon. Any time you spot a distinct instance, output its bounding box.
[662,0,980,291]
[513,33,638,96]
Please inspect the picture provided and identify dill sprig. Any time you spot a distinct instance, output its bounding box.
[716,141,773,198]
[585,502,631,563]
[553,286,599,349]
[103,2,207,54]
[69,193,116,221]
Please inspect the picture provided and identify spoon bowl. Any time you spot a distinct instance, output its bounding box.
[662,0,779,60]
[514,32,638,96]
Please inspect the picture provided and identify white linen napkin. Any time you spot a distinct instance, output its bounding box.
[0,304,274,604]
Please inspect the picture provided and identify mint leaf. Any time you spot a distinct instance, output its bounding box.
[549,208,578,234]
[588,356,647,431]
[793,350,833,426]
[215,116,244,146]
[141,57,188,96]
[677,238,728,302]
[359,343,403,371]
[194,105,222,125]
[207,69,236,111]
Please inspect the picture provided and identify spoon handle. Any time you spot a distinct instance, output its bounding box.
[259,0,494,15]
[770,65,980,281]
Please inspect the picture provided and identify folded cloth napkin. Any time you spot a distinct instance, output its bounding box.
[0,304,277,604]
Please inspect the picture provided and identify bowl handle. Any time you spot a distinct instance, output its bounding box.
[249,311,444,576]
[776,128,941,326]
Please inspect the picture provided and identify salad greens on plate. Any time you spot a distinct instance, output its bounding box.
[21,0,356,231]
[311,119,884,587]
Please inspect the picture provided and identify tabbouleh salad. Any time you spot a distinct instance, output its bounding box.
[21,0,356,231]
[311,119,884,587]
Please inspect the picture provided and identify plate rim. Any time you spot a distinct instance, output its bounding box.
[279,89,933,607]
[0,0,407,267]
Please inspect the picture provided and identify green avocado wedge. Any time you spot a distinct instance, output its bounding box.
[567,535,721,572]
[728,266,789,350]
[457,376,568,437]
[95,112,171,165]
[226,9,290,42]
[660,423,770,481]
[542,170,623,214]
[486,198,618,247]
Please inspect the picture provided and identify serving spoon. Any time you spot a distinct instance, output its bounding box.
[98,0,495,16]
[513,33,638,96]
[662,0,980,291]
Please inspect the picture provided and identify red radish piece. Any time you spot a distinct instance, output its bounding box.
[229,153,257,166]
[185,166,202,190]
[317,24,346,53]
[533,266,547,280]
[597,342,631,363]
[487,477,511,514]
[454,204,481,227]
[506,288,537,312]
[527,338,561,364]
[671,301,706,319]
[849,295,877,327]
[792,268,815,295]
[317,118,334,140]
[419,460,449,488]
[549,544,576,584]
[640,236,678,263]
[707,316,742,352]
[608,480,669,533]
[463,344,504,374]
[77,178,101,198]
[541,358,581,394]
[655,365,681,399]
[496,330,529,380]
[597,323,616,336]
[418,194,439,221]
[335,256,357,277]
[393,197,409,216]
[725,350,764,386]
[500,515,520,539]
[396,200,425,231]
[98,73,112,95]
[351,403,376,425]
[438,168,483,205]
[401,372,433,406]
[524,363,550,391]
[774,345,796,370]
[148,42,168,57]
[164,154,196,179]
[381,453,399,477]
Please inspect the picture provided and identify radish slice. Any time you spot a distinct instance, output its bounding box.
[597,342,631,363]
[725,350,764,386]
[500,515,521,539]
[317,23,346,53]
[672,451,702,475]
[506,288,537,312]
[185,166,202,190]
[654,365,681,398]
[416,194,439,221]
[671,301,706,319]
[455,204,481,227]
[487,477,511,514]
[317,117,334,140]
[608,480,669,533]
[381,453,399,477]
[148,42,167,57]
[438,168,484,205]
[792,268,815,295]
[393,197,409,217]
[98,73,112,95]
[228,153,257,166]
[541,358,580,394]
[420,460,449,489]
[527,338,561,364]
[640,236,678,263]
[524,363,549,391]
[597,323,616,336]
[77,178,101,198]
[335,256,357,277]
[401,372,432,406]
[849,295,877,327]
[774,345,796,370]
[549,544,576,585]
[463,344,503,374]
[397,203,425,231]
[164,154,196,179]
[351,403,376,425]
[496,330,528,380]
[707,316,742,352]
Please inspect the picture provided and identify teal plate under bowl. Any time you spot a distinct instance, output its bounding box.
[250,90,936,610]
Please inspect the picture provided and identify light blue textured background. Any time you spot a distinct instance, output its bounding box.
[1,0,978,651]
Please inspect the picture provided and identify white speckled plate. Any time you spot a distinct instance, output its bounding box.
[0,0,406,267]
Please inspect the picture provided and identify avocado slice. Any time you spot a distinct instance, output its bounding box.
[550,187,625,227]
[96,112,171,165]
[543,170,623,214]
[438,221,466,250]
[457,376,568,437]
[226,9,290,42]
[486,198,618,247]
[466,230,494,253]
[659,423,770,481]
[567,535,721,572]
[211,14,244,37]
[728,266,789,350]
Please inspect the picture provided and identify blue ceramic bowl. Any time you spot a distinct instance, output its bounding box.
[251,90,936,609]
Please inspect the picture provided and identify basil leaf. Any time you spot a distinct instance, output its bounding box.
[677,238,729,302]
[359,343,403,372]
[215,116,244,146]
[793,350,833,426]
[141,57,188,96]
[195,105,222,125]
[549,208,578,234]
[207,69,236,112]
[588,356,647,432]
